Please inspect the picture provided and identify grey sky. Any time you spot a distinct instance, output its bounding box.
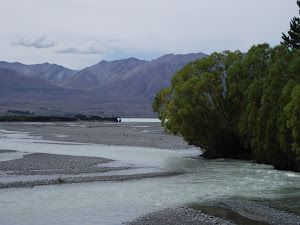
[0,0,298,69]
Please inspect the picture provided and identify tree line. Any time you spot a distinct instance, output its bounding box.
[152,1,300,171]
[0,114,119,122]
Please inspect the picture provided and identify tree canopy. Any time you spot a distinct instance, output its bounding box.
[152,44,300,171]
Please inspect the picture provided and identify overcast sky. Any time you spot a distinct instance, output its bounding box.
[0,0,298,70]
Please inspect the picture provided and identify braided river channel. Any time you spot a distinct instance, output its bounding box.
[0,124,299,225]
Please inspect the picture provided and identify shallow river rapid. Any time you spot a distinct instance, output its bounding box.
[0,129,299,225]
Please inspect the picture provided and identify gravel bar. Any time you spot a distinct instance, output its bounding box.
[124,207,234,225]
[125,201,300,225]
[0,152,129,175]
[0,171,184,189]
[0,121,191,149]
[0,151,186,189]
[208,200,300,225]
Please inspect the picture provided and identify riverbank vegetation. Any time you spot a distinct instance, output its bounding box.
[152,1,300,171]
[0,114,118,122]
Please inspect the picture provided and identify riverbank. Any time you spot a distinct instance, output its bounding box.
[125,207,234,225]
[126,201,300,225]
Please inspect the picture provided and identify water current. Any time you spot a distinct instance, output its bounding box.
[0,128,299,225]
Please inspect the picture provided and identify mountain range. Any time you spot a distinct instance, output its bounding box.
[0,53,208,117]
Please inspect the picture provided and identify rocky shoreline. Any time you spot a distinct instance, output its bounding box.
[205,200,300,225]
[125,201,300,225]
[125,207,234,225]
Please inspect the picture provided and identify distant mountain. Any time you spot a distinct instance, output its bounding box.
[0,68,152,116]
[63,57,148,89]
[0,52,208,116]
[0,67,75,93]
[0,61,76,83]
[90,53,208,99]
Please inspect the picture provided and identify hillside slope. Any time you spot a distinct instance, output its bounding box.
[0,68,152,116]
[63,58,148,89]
[0,61,76,83]
[0,52,208,116]
[91,53,208,99]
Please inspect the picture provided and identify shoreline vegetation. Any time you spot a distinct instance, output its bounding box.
[152,44,300,172]
[0,113,119,122]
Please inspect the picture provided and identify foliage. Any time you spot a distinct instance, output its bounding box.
[0,114,119,122]
[281,0,300,49]
[152,50,249,158]
[152,45,300,171]
[56,177,65,184]
[6,110,34,115]
[0,115,77,122]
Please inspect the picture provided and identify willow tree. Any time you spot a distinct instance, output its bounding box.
[153,44,300,171]
[240,44,300,170]
[152,51,249,158]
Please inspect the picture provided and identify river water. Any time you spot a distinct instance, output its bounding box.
[120,118,161,123]
[0,129,299,225]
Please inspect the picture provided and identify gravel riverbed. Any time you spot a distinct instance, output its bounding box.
[0,121,299,225]
[0,121,190,149]
[206,200,300,225]
[0,150,183,189]
[125,207,235,225]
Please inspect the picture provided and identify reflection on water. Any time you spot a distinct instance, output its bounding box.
[0,130,299,225]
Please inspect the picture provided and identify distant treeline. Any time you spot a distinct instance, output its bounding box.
[0,115,77,122]
[0,114,119,122]
[74,114,119,122]
[6,110,34,115]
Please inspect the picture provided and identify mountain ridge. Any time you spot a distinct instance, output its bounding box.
[0,67,152,116]
[63,57,148,89]
[0,52,208,116]
[90,52,208,99]
[0,61,76,83]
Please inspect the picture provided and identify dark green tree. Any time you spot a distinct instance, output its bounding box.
[152,44,300,171]
[152,51,249,158]
[246,45,300,170]
[281,0,300,49]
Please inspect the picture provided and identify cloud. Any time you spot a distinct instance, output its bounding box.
[13,34,54,48]
[57,41,106,54]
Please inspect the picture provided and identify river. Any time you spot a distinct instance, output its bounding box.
[0,128,299,225]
